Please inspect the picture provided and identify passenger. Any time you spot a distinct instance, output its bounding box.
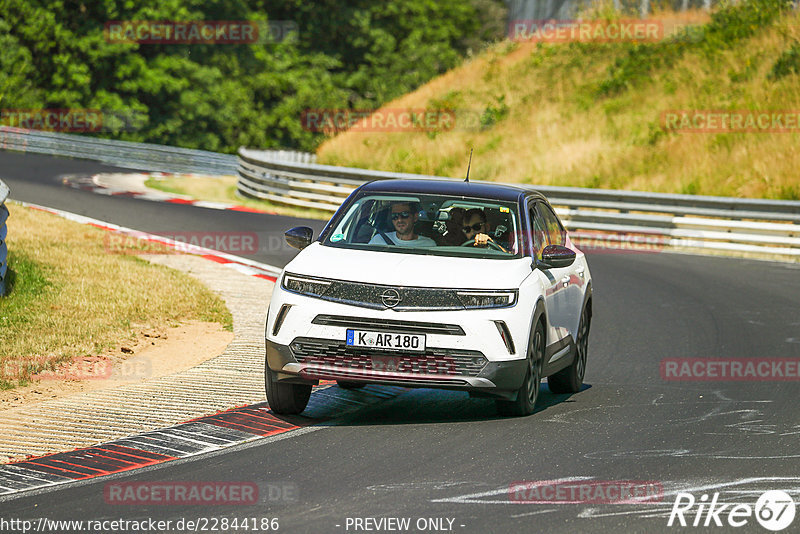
[369,201,437,247]
[462,208,508,252]
[440,207,466,246]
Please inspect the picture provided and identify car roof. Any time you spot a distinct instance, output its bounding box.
[360,179,546,203]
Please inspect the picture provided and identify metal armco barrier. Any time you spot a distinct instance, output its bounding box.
[237,147,800,258]
[0,127,237,175]
[0,127,795,259]
[0,179,9,296]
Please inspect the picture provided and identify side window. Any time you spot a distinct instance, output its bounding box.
[529,206,547,260]
[536,202,565,247]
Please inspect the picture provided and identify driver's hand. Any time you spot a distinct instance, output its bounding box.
[474,233,509,253]
[474,233,491,247]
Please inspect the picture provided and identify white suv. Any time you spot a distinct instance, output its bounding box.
[265,179,592,416]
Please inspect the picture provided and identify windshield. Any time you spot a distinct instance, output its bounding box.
[321,192,524,259]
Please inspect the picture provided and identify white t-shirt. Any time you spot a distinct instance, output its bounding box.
[369,231,437,247]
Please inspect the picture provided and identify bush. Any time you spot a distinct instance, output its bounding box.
[769,42,800,79]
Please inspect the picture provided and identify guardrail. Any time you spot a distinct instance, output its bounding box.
[237,148,800,258]
[0,179,9,296]
[0,127,237,175]
[0,128,795,259]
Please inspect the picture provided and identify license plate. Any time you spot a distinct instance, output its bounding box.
[346,329,426,352]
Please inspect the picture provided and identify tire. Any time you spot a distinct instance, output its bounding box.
[496,321,544,417]
[336,381,366,390]
[265,363,312,415]
[548,305,590,394]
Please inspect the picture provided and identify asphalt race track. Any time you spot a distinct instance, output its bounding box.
[1,151,799,533]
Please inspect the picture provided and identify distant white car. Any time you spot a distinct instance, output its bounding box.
[265,179,592,416]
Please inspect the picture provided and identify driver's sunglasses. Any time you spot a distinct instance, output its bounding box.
[391,211,411,220]
[462,222,484,233]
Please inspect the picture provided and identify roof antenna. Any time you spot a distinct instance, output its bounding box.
[464,148,473,183]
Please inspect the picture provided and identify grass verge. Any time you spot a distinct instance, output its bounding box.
[145,175,332,221]
[0,204,232,389]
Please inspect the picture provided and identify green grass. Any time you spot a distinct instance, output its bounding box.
[0,250,53,389]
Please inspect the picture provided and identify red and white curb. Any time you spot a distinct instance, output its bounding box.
[18,201,283,282]
[0,385,406,498]
[63,173,277,215]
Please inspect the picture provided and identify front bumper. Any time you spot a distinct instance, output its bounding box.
[266,339,527,393]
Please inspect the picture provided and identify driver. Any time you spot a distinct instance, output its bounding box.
[369,201,437,247]
[463,208,509,252]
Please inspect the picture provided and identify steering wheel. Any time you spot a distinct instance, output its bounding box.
[460,238,505,252]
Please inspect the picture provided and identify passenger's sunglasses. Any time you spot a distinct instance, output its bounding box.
[391,211,411,220]
[462,222,485,233]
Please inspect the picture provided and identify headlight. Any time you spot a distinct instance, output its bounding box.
[282,273,332,297]
[456,290,517,309]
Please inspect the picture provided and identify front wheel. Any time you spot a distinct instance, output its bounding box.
[265,363,311,415]
[548,305,590,394]
[496,322,544,417]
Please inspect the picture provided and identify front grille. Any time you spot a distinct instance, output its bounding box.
[290,337,488,377]
[325,280,463,311]
[283,273,517,311]
[290,278,465,311]
[311,315,465,336]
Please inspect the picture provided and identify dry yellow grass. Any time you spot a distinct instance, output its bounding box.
[0,204,232,388]
[318,7,800,200]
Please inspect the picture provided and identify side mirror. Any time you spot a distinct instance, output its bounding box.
[537,244,576,269]
[285,226,314,250]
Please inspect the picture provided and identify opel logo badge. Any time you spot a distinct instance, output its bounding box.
[381,289,402,309]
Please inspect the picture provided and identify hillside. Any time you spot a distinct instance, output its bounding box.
[317,0,800,199]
